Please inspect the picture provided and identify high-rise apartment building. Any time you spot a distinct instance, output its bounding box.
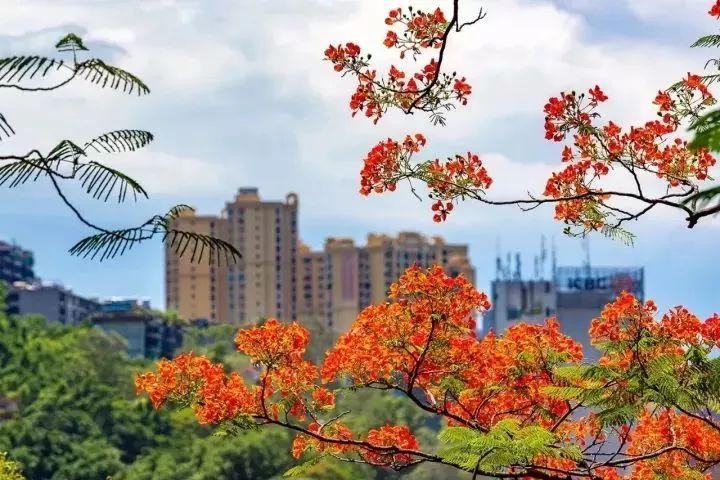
[0,240,34,285]
[165,190,473,331]
[165,210,229,323]
[165,188,298,325]
[224,188,298,324]
[297,243,327,321]
[299,232,476,333]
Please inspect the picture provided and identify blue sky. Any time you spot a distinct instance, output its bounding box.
[0,0,718,318]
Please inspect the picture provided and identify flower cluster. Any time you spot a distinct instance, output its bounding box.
[324,42,361,72]
[363,425,419,466]
[291,421,355,459]
[322,265,586,433]
[542,83,716,234]
[359,133,426,195]
[322,265,489,386]
[426,152,493,222]
[134,353,259,424]
[627,410,720,479]
[235,318,309,366]
[290,422,420,469]
[137,263,720,478]
[358,135,492,222]
[325,7,472,123]
[590,292,720,349]
[383,7,448,56]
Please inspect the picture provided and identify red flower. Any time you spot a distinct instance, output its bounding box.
[710,0,720,18]
[453,77,472,105]
[684,72,712,99]
[384,30,398,48]
[653,91,673,111]
[588,85,608,104]
[364,425,419,466]
[311,387,335,409]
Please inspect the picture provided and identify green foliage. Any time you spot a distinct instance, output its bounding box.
[76,58,150,95]
[682,184,720,211]
[85,130,154,154]
[689,108,720,151]
[115,428,293,480]
[0,311,299,480]
[55,33,89,52]
[77,162,149,203]
[180,324,242,364]
[0,157,52,188]
[0,113,13,140]
[68,204,241,263]
[0,33,238,264]
[600,224,635,246]
[438,420,580,474]
[0,452,25,480]
[283,457,324,477]
[691,34,720,48]
[0,56,64,83]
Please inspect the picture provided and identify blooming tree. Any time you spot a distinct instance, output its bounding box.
[326,1,720,243]
[138,266,720,479]
[138,2,720,479]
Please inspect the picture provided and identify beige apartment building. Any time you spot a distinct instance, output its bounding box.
[299,231,476,333]
[165,188,298,325]
[165,210,229,323]
[166,189,475,332]
[297,243,327,321]
[224,188,299,324]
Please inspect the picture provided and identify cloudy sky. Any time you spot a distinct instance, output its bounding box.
[0,0,718,318]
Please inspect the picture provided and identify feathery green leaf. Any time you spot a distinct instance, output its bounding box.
[76,161,148,202]
[692,34,720,48]
[84,129,154,153]
[689,108,720,151]
[163,229,241,265]
[600,225,635,246]
[55,33,89,52]
[682,186,720,211]
[0,56,64,84]
[77,59,150,95]
[69,227,151,261]
[0,112,14,141]
[0,157,51,188]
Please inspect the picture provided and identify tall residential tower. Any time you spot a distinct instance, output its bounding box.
[165,188,298,325]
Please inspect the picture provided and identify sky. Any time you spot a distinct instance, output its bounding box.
[0,0,718,318]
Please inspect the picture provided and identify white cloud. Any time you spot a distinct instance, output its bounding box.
[0,0,717,230]
[627,0,713,25]
[102,150,239,196]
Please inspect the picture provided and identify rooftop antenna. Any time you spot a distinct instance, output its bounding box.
[582,236,591,275]
[514,252,522,280]
[533,255,539,280]
[540,235,547,280]
[495,237,501,280]
[505,252,511,280]
[551,236,557,280]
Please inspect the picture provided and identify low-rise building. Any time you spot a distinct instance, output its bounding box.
[5,281,99,325]
[90,300,183,359]
[484,266,645,360]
